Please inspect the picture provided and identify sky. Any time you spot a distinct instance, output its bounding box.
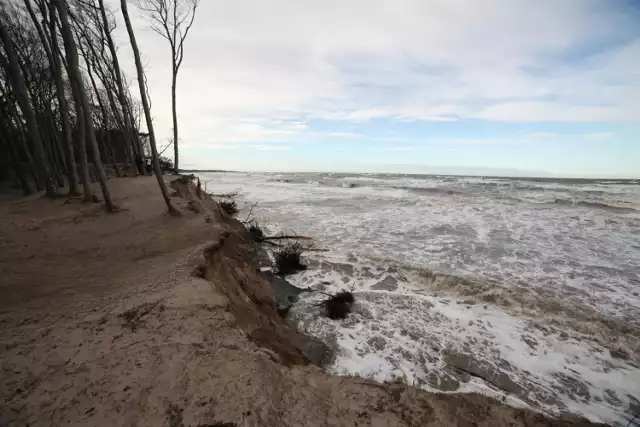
[107,0,640,177]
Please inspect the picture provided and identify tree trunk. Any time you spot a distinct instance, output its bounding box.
[171,70,179,173]
[72,83,94,199]
[52,4,92,200]
[0,116,32,195]
[97,0,137,175]
[0,19,57,197]
[126,101,145,174]
[84,56,118,180]
[53,0,117,211]
[121,0,180,216]
[47,2,80,195]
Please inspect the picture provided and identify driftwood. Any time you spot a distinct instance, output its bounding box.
[211,191,238,198]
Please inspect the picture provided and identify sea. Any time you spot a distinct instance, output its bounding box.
[201,171,640,425]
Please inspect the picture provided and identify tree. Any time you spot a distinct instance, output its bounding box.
[0,7,57,198]
[121,0,180,216]
[53,0,116,211]
[96,0,140,174]
[135,0,199,174]
[24,0,80,196]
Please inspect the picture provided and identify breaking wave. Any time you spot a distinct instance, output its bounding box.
[550,198,637,213]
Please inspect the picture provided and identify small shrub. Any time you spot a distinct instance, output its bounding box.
[274,242,306,275]
[324,291,355,319]
[220,200,239,216]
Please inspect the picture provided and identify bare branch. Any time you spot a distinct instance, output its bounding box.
[158,139,172,155]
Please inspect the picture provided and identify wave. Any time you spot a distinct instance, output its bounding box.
[393,186,463,196]
[550,199,637,213]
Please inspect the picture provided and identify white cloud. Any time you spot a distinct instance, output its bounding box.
[472,102,638,122]
[190,142,292,151]
[374,146,415,151]
[107,0,640,145]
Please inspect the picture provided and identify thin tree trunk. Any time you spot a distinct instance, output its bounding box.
[51,5,92,199]
[0,116,32,195]
[47,2,80,195]
[83,55,118,180]
[171,70,178,173]
[72,80,94,199]
[0,20,57,197]
[53,0,116,211]
[121,0,180,216]
[13,116,43,191]
[126,100,145,174]
[81,29,131,171]
[41,111,65,188]
[97,0,136,174]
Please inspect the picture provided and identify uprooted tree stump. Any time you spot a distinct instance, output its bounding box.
[220,200,239,216]
[322,291,355,319]
[274,242,306,276]
[247,221,264,241]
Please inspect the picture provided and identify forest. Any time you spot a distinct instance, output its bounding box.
[0,0,197,215]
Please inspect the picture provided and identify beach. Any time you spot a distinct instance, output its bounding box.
[0,175,626,426]
[202,171,640,425]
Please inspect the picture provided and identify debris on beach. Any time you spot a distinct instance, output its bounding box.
[274,242,307,275]
[322,291,355,320]
[220,200,239,216]
[247,221,265,241]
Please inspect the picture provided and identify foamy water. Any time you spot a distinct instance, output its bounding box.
[202,171,640,425]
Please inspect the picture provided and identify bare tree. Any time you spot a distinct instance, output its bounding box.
[135,0,199,174]
[0,7,58,197]
[96,0,139,174]
[53,0,117,211]
[121,0,180,216]
[24,0,80,196]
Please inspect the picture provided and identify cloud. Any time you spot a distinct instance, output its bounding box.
[191,143,292,151]
[437,132,618,145]
[107,0,640,146]
[472,102,639,122]
[248,144,292,151]
[374,146,415,151]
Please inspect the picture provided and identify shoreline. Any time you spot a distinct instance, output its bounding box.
[199,171,640,425]
[0,175,604,426]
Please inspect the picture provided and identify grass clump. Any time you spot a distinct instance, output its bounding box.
[274,242,306,275]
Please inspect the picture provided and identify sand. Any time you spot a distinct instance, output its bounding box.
[0,176,599,426]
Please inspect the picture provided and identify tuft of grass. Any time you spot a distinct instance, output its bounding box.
[220,200,239,216]
[274,242,306,276]
[324,291,355,319]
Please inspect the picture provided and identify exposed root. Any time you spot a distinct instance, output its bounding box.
[274,242,306,276]
[322,291,355,320]
[220,200,239,217]
[247,220,264,241]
